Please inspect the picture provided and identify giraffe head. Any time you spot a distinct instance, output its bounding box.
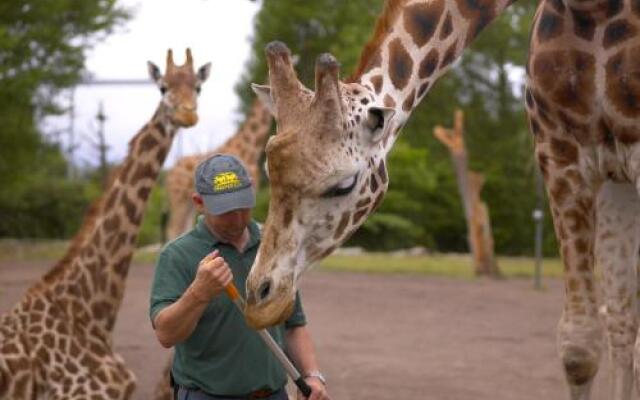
[244,41,395,329]
[147,48,211,127]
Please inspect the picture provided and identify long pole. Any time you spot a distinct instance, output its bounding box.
[225,284,312,397]
[533,167,544,290]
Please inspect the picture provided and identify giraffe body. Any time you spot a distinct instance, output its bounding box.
[241,0,640,398]
[165,99,272,240]
[0,49,210,399]
[527,1,640,397]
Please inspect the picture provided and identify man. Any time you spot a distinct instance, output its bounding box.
[150,154,330,400]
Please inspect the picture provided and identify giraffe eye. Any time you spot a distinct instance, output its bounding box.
[160,86,168,95]
[196,85,201,94]
[322,174,358,198]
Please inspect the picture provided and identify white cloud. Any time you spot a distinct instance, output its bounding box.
[43,0,261,169]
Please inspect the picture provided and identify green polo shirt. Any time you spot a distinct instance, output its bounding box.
[149,216,306,396]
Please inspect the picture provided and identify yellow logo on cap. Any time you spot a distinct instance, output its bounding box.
[213,172,242,191]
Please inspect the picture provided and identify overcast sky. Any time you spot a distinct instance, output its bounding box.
[43,0,261,169]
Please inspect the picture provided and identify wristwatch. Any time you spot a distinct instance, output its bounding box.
[303,370,327,385]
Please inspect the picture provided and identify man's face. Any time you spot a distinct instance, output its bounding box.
[205,208,252,240]
[192,192,252,241]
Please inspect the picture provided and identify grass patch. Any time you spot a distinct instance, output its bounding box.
[0,239,161,265]
[320,253,564,279]
[0,239,69,262]
[0,239,563,280]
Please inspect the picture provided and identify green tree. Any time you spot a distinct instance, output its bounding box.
[235,0,383,111]
[0,0,130,238]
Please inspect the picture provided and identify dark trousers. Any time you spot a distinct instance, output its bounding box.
[176,386,289,400]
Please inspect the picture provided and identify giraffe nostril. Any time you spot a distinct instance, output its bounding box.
[257,279,272,302]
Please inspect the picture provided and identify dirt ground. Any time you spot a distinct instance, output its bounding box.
[0,260,613,400]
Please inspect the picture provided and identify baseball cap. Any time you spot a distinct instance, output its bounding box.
[194,154,255,215]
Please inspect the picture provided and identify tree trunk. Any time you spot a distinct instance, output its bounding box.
[434,110,501,277]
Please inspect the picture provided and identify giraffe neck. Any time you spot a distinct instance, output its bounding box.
[40,102,177,339]
[217,100,272,167]
[352,0,513,152]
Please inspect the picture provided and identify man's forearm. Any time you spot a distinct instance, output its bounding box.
[285,326,320,375]
[153,286,210,348]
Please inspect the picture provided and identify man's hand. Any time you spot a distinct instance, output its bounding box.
[188,250,233,303]
[298,378,329,400]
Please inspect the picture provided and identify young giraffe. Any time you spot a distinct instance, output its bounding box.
[0,49,210,399]
[241,0,640,399]
[164,98,272,240]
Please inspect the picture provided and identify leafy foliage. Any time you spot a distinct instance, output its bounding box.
[0,0,129,238]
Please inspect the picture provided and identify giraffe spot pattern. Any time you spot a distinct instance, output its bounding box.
[384,94,396,108]
[333,212,351,240]
[537,11,564,42]
[283,209,293,228]
[352,208,368,225]
[403,0,444,48]
[550,137,579,167]
[564,208,591,233]
[603,19,637,49]
[529,116,542,138]
[570,9,596,41]
[439,40,458,69]
[388,38,413,90]
[606,0,624,17]
[402,89,416,111]
[378,159,388,184]
[417,82,430,100]
[557,111,589,143]
[371,191,385,212]
[371,75,383,94]
[633,0,640,17]
[532,50,595,116]
[605,48,640,119]
[537,153,550,179]
[455,0,495,44]
[138,133,159,153]
[370,173,379,193]
[130,163,155,186]
[525,88,534,109]
[598,118,616,147]
[549,0,565,13]
[440,12,453,40]
[121,193,140,225]
[419,49,440,80]
[550,177,570,206]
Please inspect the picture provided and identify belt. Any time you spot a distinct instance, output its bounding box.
[177,386,283,400]
[247,389,276,399]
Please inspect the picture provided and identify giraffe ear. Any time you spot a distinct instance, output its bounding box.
[198,62,212,82]
[251,83,276,116]
[147,61,162,83]
[364,106,395,143]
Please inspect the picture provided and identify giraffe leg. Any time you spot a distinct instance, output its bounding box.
[166,192,194,240]
[538,148,602,400]
[596,182,640,400]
